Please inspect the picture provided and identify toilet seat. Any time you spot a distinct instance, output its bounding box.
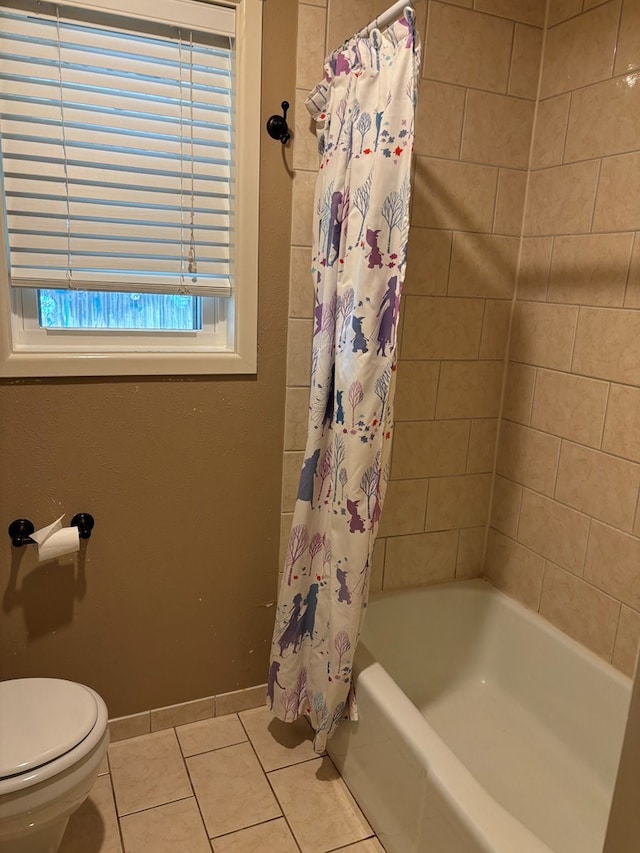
[0,679,98,780]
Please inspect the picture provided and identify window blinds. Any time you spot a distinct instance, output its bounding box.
[0,0,235,296]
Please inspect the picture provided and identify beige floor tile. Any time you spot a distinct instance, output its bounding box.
[239,706,318,772]
[59,774,122,853]
[187,742,281,838]
[120,798,210,853]
[211,817,299,852]
[109,729,192,816]
[177,714,247,758]
[333,840,384,852]
[269,757,371,853]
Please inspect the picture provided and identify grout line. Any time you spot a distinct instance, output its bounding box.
[236,713,304,852]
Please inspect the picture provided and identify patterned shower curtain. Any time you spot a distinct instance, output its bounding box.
[268,8,420,753]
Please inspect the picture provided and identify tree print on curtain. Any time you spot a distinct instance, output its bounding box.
[268,8,421,753]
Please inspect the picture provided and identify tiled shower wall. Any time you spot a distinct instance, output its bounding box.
[281,0,640,675]
[487,0,640,676]
[281,0,544,590]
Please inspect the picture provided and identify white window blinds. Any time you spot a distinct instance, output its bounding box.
[0,0,235,296]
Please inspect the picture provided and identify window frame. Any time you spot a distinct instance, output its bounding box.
[0,0,262,377]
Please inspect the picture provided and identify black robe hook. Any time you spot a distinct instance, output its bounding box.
[266,101,290,145]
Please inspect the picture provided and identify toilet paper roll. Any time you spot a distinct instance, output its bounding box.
[30,515,80,562]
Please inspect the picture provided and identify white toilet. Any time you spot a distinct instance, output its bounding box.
[0,678,109,853]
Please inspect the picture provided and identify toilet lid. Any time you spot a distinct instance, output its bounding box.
[0,678,98,779]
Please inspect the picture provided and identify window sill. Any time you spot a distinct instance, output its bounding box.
[0,348,257,377]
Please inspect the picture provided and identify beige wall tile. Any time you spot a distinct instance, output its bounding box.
[394,360,439,420]
[613,606,640,676]
[475,0,545,24]
[485,529,545,609]
[188,743,280,838]
[461,91,535,169]
[503,362,536,424]
[530,368,608,447]
[286,319,312,386]
[289,247,314,319]
[494,169,528,235]
[291,170,316,247]
[293,91,319,173]
[383,530,459,587]
[296,4,326,91]
[525,161,599,235]
[625,234,640,308]
[426,473,492,530]
[370,536,385,592]
[479,299,511,359]
[547,233,633,307]
[414,81,465,158]
[377,478,429,536]
[284,387,310,451]
[509,23,543,99]
[565,77,640,163]
[539,1,620,99]
[448,233,519,298]
[456,526,486,578]
[517,236,553,301]
[215,685,267,717]
[412,157,499,231]
[467,418,499,473]
[279,513,293,569]
[496,420,561,495]
[530,95,571,170]
[491,474,523,537]
[556,443,640,530]
[539,564,619,658]
[400,296,484,360]
[435,360,504,418]
[150,698,215,733]
[585,521,640,608]
[391,419,470,478]
[405,228,452,296]
[603,385,640,463]
[109,712,150,743]
[547,0,582,26]
[572,307,640,385]
[282,451,304,512]
[615,0,640,75]
[518,490,590,573]
[269,757,371,852]
[593,152,640,232]
[424,3,514,92]
[326,0,371,50]
[510,301,578,369]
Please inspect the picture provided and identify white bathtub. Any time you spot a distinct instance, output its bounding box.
[327,579,631,853]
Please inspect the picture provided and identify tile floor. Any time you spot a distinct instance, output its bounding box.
[59,706,385,853]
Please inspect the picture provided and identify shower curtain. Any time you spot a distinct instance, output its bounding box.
[268,8,421,753]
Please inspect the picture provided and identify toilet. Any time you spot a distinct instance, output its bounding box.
[0,678,109,853]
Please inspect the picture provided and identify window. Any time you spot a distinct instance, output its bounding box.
[0,0,261,376]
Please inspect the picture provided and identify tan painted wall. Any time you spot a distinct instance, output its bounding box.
[0,0,295,719]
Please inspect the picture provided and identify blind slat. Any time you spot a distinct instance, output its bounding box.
[0,0,235,296]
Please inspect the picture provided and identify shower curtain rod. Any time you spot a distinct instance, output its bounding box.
[355,0,414,38]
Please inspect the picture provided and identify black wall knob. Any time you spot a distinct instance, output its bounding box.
[266,100,290,145]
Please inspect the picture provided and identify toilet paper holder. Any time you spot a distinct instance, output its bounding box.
[8,514,95,547]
